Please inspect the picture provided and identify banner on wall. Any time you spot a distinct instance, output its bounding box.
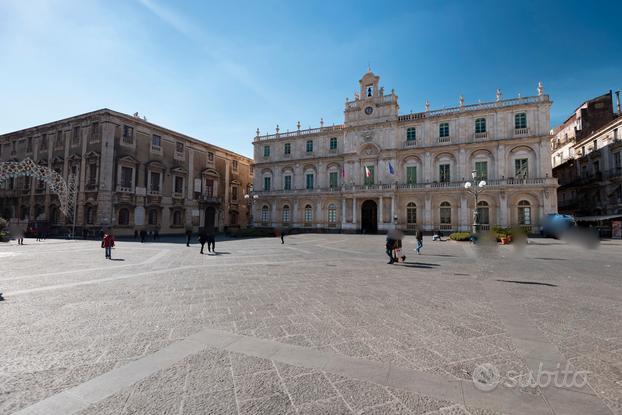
[612,221,622,239]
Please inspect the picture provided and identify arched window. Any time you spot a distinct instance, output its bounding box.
[282,205,290,224]
[518,200,531,225]
[406,127,416,142]
[173,210,182,226]
[230,211,238,225]
[475,118,487,134]
[304,204,313,224]
[515,113,527,129]
[118,208,129,225]
[477,201,489,225]
[407,202,417,231]
[85,206,95,225]
[328,204,337,224]
[440,202,451,226]
[261,205,270,224]
[148,209,158,225]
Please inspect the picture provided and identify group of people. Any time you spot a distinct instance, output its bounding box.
[134,229,159,243]
[187,228,216,254]
[386,228,424,264]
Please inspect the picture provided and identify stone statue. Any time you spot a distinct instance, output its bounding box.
[496,89,502,102]
[459,95,464,107]
[538,81,544,96]
[425,100,430,112]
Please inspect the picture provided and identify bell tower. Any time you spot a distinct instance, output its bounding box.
[344,68,399,126]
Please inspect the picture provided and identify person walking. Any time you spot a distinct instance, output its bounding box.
[102,231,115,259]
[140,229,147,243]
[280,228,286,244]
[415,228,423,255]
[386,235,396,264]
[207,227,216,253]
[198,229,208,254]
[185,228,192,247]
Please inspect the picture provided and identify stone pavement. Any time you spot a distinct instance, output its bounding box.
[0,234,620,414]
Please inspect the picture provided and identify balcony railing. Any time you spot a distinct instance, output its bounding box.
[403,140,417,148]
[514,128,529,136]
[148,189,161,196]
[117,185,132,193]
[200,195,222,204]
[473,132,488,140]
[255,124,345,142]
[438,136,451,143]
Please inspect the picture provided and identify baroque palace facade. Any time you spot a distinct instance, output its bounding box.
[252,70,557,233]
[0,109,253,236]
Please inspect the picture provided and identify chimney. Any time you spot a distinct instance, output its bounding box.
[616,90,621,114]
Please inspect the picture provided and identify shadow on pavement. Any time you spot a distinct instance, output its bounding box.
[496,279,557,287]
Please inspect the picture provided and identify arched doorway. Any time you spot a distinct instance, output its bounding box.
[205,206,216,232]
[361,200,377,234]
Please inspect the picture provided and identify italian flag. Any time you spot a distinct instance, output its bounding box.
[365,166,372,178]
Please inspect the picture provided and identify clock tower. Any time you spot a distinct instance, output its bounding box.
[344,69,399,126]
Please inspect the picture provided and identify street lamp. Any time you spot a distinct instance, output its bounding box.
[244,184,259,227]
[464,170,486,234]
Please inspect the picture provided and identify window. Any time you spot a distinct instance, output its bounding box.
[406,166,417,185]
[440,202,451,224]
[263,176,271,191]
[284,143,291,155]
[176,142,184,154]
[439,123,449,138]
[88,163,97,185]
[282,205,290,223]
[231,186,238,201]
[205,179,214,196]
[232,160,238,171]
[91,122,99,141]
[263,145,270,157]
[230,212,238,225]
[306,140,313,153]
[85,207,95,225]
[261,205,270,224]
[515,158,528,178]
[475,118,486,134]
[477,201,490,225]
[406,128,416,142]
[208,152,214,162]
[518,200,531,225]
[306,173,314,189]
[149,171,161,192]
[40,134,47,150]
[329,171,338,188]
[364,166,375,186]
[407,202,417,230]
[330,137,338,150]
[26,137,32,153]
[118,208,130,225]
[121,166,133,188]
[328,204,337,223]
[173,210,183,226]
[439,164,450,183]
[122,125,133,144]
[152,134,161,148]
[304,204,313,223]
[283,175,292,190]
[474,161,488,180]
[515,113,527,129]
[56,131,64,148]
[174,176,184,194]
[148,209,158,225]
[72,126,80,146]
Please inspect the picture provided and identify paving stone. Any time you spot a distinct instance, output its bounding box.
[283,372,337,406]
[296,397,353,414]
[234,369,284,401]
[238,392,294,415]
[182,389,237,415]
[333,378,393,411]
[229,352,274,377]
[388,386,454,414]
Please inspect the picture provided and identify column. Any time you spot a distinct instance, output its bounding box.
[424,195,432,231]
[378,196,383,226]
[352,197,357,224]
[293,199,299,226]
[271,202,277,227]
[341,197,346,225]
[391,195,395,226]
[224,159,230,227]
[460,195,468,231]
[424,152,432,182]
[499,193,508,227]
[316,200,322,228]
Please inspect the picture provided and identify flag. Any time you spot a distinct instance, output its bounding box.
[388,162,395,175]
[365,166,371,178]
[341,166,345,178]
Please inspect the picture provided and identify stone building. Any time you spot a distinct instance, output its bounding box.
[251,70,557,234]
[0,109,253,236]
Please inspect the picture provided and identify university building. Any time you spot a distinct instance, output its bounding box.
[252,70,558,233]
[0,109,253,236]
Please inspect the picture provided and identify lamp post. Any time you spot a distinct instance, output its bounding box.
[464,170,486,234]
[244,184,258,228]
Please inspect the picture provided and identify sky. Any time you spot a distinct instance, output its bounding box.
[1,0,621,157]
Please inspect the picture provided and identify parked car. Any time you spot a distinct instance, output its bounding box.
[25,220,50,238]
[540,214,576,238]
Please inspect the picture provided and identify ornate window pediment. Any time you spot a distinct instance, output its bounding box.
[171,166,188,175]
[202,167,220,178]
[118,155,139,164]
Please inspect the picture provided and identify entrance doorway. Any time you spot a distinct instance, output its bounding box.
[205,206,216,232]
[361,200,378,234]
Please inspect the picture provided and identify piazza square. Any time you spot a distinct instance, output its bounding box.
[1,234,621,415]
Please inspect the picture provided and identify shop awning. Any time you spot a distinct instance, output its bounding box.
[574,214,622,222]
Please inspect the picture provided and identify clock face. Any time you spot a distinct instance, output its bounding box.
[364,106,373,115]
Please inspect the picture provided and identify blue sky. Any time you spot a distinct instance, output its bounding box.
[1,0,620,157]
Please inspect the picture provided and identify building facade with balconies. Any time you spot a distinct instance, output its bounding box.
[0,109,253,236]
[252,70,557,234]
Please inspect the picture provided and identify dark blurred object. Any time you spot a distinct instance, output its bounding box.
[540,213,576,238]
[563,226,600,249]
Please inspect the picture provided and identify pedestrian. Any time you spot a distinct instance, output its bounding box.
[280,228,286,244]
[134,229,138,240]
[15,222,24,245]
[185,228,192,247]
[386,235,396,264]
[155,229,160,240]
[432,229,442,241]
[207,227,216,253]
[36,230,42,242]
[140,229,147,243]
[101,231,115,259]
[198,228,207,254]
[275,227,283,244]
[415,228,423,254]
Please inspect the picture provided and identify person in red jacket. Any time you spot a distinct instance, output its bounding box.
[102,232,115,259]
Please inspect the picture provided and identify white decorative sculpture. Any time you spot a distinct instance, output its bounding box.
[459,95,464,108]
[425,100,430,112]
[496,89,502,102]
[538,81,544,96]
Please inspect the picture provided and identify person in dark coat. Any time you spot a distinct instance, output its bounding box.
[207,227,216,252]
[385,236,396,264]
[140,229,147,243]
[198,229,208,254]
[415,228,423,254]
[185,228,192,247]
